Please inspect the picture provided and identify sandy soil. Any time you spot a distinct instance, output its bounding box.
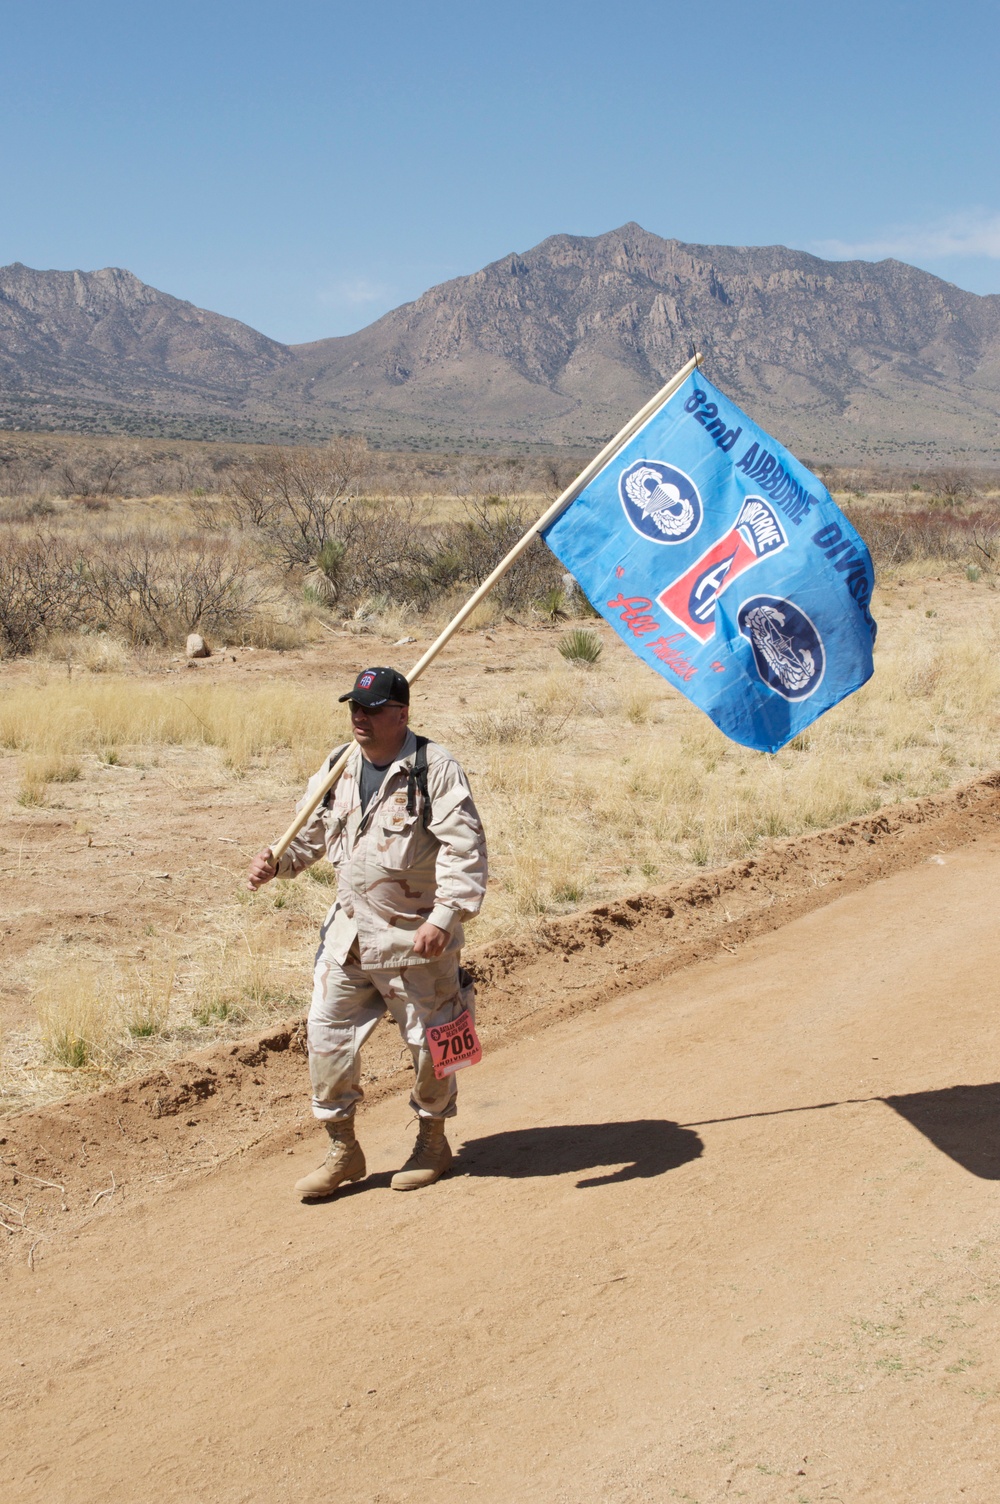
[3,792,1000,1501]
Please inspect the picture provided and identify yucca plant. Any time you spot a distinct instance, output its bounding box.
[558,628,602,666]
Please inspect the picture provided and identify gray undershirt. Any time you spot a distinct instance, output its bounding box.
[358,756,393,816]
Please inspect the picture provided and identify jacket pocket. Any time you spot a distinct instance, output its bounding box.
[376,808,421,871]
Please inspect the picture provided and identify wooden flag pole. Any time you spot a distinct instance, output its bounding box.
[268,350,703,861]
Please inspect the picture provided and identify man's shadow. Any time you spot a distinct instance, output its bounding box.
[885,1083,1000,1179]
[454,1119,703,1187]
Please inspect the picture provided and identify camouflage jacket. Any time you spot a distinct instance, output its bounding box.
[275,730,488,969]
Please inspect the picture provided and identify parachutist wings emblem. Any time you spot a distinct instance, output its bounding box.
[624,467,694,537]
[618,461,702,544]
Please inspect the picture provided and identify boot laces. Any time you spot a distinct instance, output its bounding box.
[406,1118,446,1166]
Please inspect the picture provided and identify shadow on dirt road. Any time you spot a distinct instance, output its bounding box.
[454,1119,704,1187]
[885,1083,1000,1179]
[683,1082,1000,1181]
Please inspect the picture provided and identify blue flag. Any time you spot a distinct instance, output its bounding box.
[542,371,876,754]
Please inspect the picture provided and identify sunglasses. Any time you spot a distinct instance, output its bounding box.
[349,700,405,715]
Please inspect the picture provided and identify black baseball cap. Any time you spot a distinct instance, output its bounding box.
[338,666,410,708]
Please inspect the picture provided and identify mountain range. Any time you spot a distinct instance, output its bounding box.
[3,224,1000,462]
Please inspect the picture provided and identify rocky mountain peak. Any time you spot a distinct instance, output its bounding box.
[2,229,999,460]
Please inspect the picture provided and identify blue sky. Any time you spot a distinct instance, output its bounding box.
[3,0,998,343]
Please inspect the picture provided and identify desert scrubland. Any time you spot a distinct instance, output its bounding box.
[1,434,999,1115]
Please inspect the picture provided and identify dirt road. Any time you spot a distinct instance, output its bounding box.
[5,832,1000,1502]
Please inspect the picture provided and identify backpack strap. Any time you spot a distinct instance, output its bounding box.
[405,735,432,828]
[321,743,351,809]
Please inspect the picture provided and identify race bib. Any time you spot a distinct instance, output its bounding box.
[427,1009,482,1079]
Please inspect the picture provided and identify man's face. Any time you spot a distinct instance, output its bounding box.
[349,700,409,763]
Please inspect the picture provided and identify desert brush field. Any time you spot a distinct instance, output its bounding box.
[1,442,999,1111]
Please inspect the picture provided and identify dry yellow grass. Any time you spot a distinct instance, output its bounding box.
[36,967,114,1070]
[5,919,301,1108]
[34,955,178,1068]
[16,753,83,806]
[3,569,1000,1107]
[0,679,336,776]
[43,633,133,674]
[3,581,998,915]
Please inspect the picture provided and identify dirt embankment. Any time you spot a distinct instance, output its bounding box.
[3,772,1000,1261]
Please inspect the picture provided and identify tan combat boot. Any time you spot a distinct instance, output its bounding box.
[294,1119,366,1199]
[390,1116,453,1191]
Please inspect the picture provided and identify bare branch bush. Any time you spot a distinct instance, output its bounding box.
[57,444,139,501]
[0,438,61,499]
[222,440,466,611]
[221,438,373,566]
[0,459,55,502]
[430,497,562,610]
[451,456,534,501]
[335,498,432,603]
[83,530,278,645]
[932,468,975,503]
[146,448,240,496]
[0,529,90,657]
[0,495,56,522]
[843,504,1000,570]
[0,436,245,504]
[537,454,585,496]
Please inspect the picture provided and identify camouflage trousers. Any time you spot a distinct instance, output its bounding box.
[307,947,475,1122]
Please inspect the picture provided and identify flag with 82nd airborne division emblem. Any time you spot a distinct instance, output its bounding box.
[542,371,876,754]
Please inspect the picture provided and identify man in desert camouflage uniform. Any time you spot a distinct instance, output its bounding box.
[248,667,488,1199]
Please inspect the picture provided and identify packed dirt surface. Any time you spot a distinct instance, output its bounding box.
[4,773,999,1248]
[4,786,1000,1501]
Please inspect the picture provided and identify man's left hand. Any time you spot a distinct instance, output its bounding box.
[412,922,450,959]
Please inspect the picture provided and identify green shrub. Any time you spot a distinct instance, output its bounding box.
[538,587,567,621]
[558,628,602,666]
